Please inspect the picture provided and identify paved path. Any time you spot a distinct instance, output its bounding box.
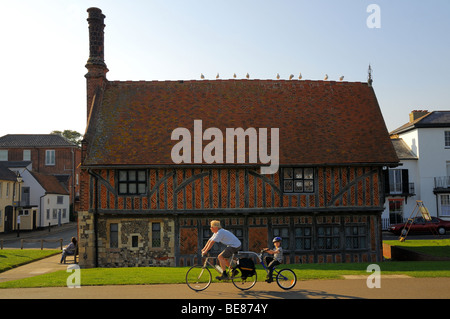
[1,277,450,299]
[1,253,450,299]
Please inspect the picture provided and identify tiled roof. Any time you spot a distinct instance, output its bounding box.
[390,111,450,135]
[29,171,69,195]
[0,134,77,147]
[0,163,17,181]
[83,79,399,167]
[391,138,417,160]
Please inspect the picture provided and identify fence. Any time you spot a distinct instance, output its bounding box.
[0,238,63,250]
[381,218,408,231]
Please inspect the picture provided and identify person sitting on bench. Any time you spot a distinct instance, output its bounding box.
[60,237,77,263]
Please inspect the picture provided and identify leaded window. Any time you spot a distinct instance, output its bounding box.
[118,170,147,195]
[283,168,314,193]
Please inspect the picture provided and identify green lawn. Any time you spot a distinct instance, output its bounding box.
[1,260,450,289]
[384,239,450,258]
[1,242,450,289]
[0,249,60,273]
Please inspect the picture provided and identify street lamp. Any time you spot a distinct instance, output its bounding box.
[16,172,23,237]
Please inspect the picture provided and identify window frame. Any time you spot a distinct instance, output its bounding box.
[282,167,315,194]
[445,131,450,148]
[45,150,55,166]
[118,170,147,195]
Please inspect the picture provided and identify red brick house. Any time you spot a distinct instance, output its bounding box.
[0,134,81,209]
[79,8,399,268]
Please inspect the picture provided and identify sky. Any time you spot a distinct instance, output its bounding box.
[0,0,449,137]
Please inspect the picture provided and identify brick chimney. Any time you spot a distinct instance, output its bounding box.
[409,110,429,122]
[85,7,108,120]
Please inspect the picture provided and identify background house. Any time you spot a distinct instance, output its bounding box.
[383,110,450,228]
[0,163,20,233]
[5,164,70,230]
[0,134,81,215]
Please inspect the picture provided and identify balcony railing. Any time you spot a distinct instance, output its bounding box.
[434,176,450,189]
[387,183,415,196]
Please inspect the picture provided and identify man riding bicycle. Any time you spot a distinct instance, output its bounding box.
[201,220,241,280]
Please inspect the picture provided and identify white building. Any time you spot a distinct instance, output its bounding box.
[383,110,450,228]
[7,164,70,229]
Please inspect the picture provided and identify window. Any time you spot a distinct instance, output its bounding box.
[389,169,403,194]
[19,210,29,216]
[23,150,31,161]
[273,227,289,250]
[110,223,119,248]
[152,222,161,247]
[0,150,8,161]
[389,199,404,224]
[45,150,55,165]
[345,226,367,249]
[283,168,314,193]
[445,131,450,148]
[203,227,221,254]
[439,194,450,217]
[118,170,147,195]
[294,227,312,250]
[46,209,50,220]
[132,235,139,248]
[317,226,340,250]
[52,209,57,219]
[57,196,64,204]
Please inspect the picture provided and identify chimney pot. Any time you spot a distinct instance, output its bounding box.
[86,7,107,68]
[409,110,429,122]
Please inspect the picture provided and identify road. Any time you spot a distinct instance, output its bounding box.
[0,223,77,249]
[1,277,450,299]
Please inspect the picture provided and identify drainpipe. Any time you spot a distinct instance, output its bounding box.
[87,169,99,267]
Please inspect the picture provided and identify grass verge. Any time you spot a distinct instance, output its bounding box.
[384,239,450,258]
[1,260,450,289]
[0,249,61,273]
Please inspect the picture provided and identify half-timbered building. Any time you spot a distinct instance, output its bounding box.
[78,8,399,268]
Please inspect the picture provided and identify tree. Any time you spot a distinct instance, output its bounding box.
[51,130,82,147]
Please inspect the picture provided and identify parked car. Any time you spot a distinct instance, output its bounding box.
[388,217,450,236]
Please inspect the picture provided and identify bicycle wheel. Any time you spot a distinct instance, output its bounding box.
[276,269,296,290]
[186,265,212,291]
[231,270,257,291]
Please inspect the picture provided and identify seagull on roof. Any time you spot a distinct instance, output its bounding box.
[233,73,237,78]
[201,73,205,79]
[289,74,294,80]
[277,73,280,79]
[216,73,220,79]
[324,74,328,81]
[246,73,250,79]
[298,73,302,80]
[339,76,344,81]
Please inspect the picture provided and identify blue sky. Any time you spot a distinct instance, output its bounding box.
[0,0,449,136]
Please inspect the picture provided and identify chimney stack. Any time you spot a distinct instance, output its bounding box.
[409,110,429,123]
[86,7,107,69]
[85,7,108,121]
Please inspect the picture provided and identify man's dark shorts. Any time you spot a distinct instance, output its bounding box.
[220,246,241,258]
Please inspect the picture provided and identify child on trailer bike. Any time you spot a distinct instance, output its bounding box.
[201,220,241,280]
[262,237,283,283]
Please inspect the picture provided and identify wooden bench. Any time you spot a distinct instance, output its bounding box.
[63,245,78,264]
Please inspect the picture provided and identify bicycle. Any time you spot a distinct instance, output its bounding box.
[185,250,297,291]
[185,251,258,291]
[258,250,297,290]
